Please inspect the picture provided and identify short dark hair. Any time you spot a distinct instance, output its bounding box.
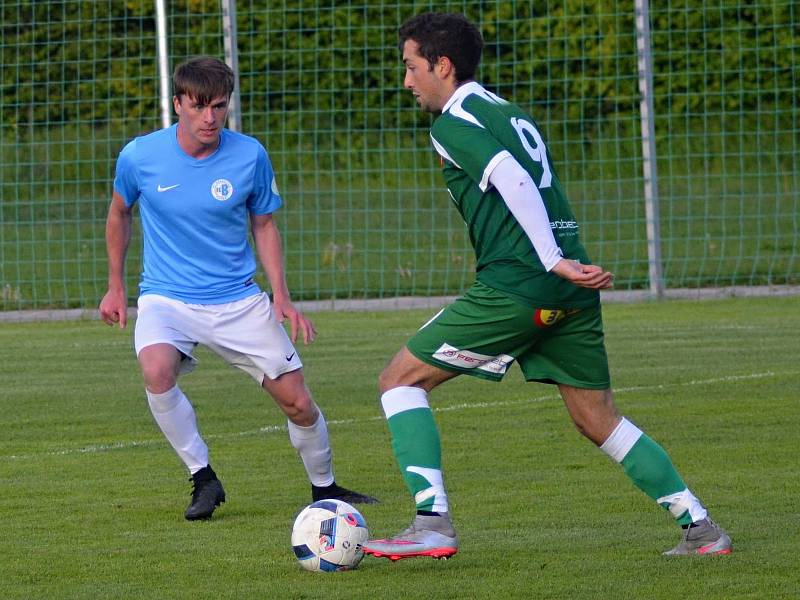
[173,57,234,105]
[399,12,483,84]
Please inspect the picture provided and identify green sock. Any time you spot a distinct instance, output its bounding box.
[621,434,693,525]
[386,406,446,512]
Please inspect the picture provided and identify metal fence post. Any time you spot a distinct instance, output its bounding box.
[155,0,171,129]
[635,0,664,297]
[221,0,241,132]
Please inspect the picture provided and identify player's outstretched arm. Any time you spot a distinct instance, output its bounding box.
[250,212,317,344]
[99,192,133,328]
[550,258,614,289]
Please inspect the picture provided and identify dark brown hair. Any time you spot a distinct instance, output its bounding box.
[399,12,483,84]
[173,57,234,105]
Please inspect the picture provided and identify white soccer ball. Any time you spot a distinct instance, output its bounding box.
[291,499,369,572]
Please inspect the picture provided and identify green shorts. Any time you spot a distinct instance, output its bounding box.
[406,281,610,389]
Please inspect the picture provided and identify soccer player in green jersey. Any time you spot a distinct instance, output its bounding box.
[363,12,732,560]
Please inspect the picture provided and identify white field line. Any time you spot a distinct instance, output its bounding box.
[2,370,789,461]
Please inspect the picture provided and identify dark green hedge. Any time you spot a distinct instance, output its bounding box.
[2,0,796,132]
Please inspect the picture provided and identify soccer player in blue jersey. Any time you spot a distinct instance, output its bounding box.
[363,13,731,559]
[99,56,376,520]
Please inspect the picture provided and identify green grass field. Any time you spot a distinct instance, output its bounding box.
[1,296,798,599]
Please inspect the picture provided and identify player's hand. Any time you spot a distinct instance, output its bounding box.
[551,258,614,290]
[99,287,128,328]
[272,297,317,345]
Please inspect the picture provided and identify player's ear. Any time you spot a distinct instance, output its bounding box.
[172,95,182,114]
[436,56,455,80]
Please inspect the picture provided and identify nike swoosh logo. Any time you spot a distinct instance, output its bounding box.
[157,184,180,192]
[285,353,295,362]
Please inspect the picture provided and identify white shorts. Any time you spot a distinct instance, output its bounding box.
[134,292,303,383]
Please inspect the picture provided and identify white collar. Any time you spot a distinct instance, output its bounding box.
[441,81,486,113]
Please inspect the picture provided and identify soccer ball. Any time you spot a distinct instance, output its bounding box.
[291,499,369,572]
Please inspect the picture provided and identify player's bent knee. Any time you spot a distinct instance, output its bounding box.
[377,367,400,394]
[571,419,592,441]
[138,344,180,393]
[139,354,178,392]
[141,366,177,394]
[378,348,429,392]
[266,379,318,425]
[570,414,617,446]
[283,398,318,426]
[378,351,403,390]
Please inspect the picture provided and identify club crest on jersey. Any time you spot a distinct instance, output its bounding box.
[211,178,234,201]
[533,308,579,328]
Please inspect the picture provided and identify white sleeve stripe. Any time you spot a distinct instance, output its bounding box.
[480,150,512,192]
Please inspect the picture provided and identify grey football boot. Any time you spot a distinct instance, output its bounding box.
[663,517,732,555]
[363,513,458,561]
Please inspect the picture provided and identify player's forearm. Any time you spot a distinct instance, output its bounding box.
[262,251,291,302]
[489,156,563,271]
[252,215,292,301]
[105,205,132,288]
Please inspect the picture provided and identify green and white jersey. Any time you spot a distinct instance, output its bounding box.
[430,81,598,309]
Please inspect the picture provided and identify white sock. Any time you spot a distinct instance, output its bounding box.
[146,386,209,474]
[287,412,334,487]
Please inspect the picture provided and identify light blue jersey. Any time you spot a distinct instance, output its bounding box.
[113,125,282,303]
